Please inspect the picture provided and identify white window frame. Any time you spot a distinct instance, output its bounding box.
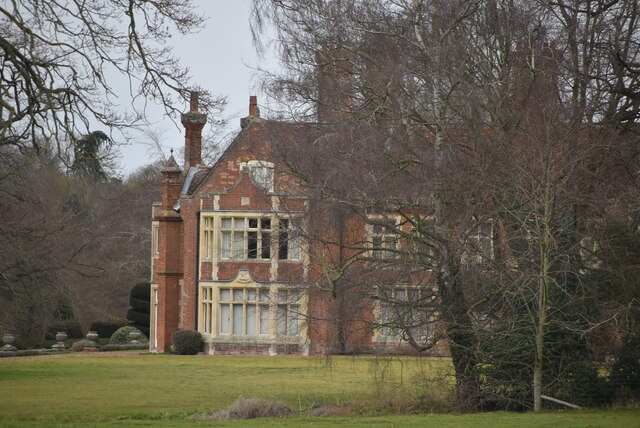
[220,216,273,260]
[199,283,304,338]
[367,216,399,260]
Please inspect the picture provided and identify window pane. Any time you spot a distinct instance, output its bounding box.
[248,231,258,258]
[220,289,230,302]
[221,231,231,259]
[289,305,299,335]
[289,235,300,260]
[261,218,271,229]
[220,304,229,334]
[221,218,231,229]
[248,218,258,228]
[279,230,288,260]
[233,231,244,258]
[277,290,287,304]
[259,290,269,303]
[395,289,405,300]
[246,304,256,335]
[233,218,244,229]
[277,305,287,336]
[247,289,256,301]
[290,291,300,303]
[233,304,243,334]
[261,232,271,259]
[233,289,243,301]
[260,305,269,334]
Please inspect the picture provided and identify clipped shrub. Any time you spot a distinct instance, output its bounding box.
[109,326,148,345]
[130,282,151,300]
[100,343,149,352]
[126,309,149,327]
[171,330,202,355]
[71,339,98,352]
[90,318,131,338]
[204,398,294,420]
[127,282,150,337]
[45,320,83,339]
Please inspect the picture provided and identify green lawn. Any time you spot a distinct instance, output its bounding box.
[0,352,637,427]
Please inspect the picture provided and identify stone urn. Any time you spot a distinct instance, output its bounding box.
[51,331,68,350]
[83,330,99,352]
[1,334,17,352]
[129,330,141,344]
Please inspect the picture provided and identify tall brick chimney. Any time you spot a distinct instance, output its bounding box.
[317,48,353,123]
[241,95,260,128]
[181,91,207,169]
[161,150,182,211]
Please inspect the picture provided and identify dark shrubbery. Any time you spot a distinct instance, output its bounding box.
[610,335,640,403]
[90,318,130,338]
[99,343,148,351]
[109,326,148,345]
[171,330,202,355]
[569,363,612,407]
[127,282,150,337]
[45,320,83,339]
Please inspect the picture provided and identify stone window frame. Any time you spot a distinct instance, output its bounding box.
[199,281,306,340]
[366,215,400,260]
[199,212,302,262]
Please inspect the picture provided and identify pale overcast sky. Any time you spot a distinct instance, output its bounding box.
[117,1,277,176]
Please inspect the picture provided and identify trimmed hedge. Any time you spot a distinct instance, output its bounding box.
[99,343,148,351]
[130,282,151,300]
[109,326,148,345]
[126,309,149,326]
[45,320,83,340]
[171,330,202,355]
[90,318,131,338]
[129,296,150,313]
[127,282,151,338]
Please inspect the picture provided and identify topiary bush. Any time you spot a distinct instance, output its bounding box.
[71,339,98,352]
[171,330,202,355]
[127,282,150,337]
[90,318,130,338]
[109,326,148,345]
[45,319,83,339]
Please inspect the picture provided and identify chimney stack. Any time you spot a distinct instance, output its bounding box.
[241,96,260,128]
[181,91,207,169]
[316,48,353,123]
[161,150,182,211]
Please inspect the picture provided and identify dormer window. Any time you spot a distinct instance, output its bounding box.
[240,160,274,192]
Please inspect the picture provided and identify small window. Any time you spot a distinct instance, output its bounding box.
[202,216,215,260]
[369,219,397,259]
[152,223,160,257]
[241,160,274,192]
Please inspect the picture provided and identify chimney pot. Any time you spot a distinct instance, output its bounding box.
[190,91,199,112]
[249,96,258,117]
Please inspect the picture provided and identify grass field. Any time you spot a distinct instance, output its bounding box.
[0,352,637,427]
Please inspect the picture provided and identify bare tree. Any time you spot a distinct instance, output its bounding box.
[252,0,639,412]
[0,0,226,153]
